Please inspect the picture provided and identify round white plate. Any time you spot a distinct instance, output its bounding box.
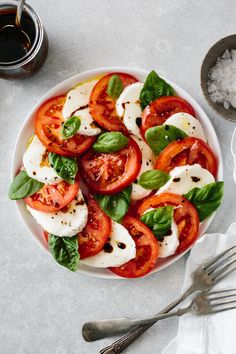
[11,67,223,279]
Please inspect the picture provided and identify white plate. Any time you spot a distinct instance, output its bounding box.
[11,67,223,279]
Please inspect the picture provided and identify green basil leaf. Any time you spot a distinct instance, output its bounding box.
[61,115,81,139]
[8,170,44,200]
[141,206,173,239]
[48,234,80,272]
[96,186,132,223]
[138,170,170,190]
[145,125,187,155]
[49,153,78,184]
[139,70,174,110]
[184,182,224,221]
[107,75,123,98]
[93,132,129,153]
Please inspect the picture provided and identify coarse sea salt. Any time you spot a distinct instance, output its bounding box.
[207,49,236,109]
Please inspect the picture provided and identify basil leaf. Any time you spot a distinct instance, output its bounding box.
[145,125,187,155]
[96,186,132,223]
[107,75,123,98]
[8,171,44,200]
[49,152,78,184]
[61,116,81,139]
[139,70,174,110]
[141,206,174,239]
[138,170,170,190]
[48,234,80,272]
[93,132,129,153]
[184,182,224,221]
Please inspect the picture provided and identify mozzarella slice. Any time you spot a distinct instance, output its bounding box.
[62,80,101,136]
[23,135,62,184]
[116,82,143,116]
[123,103,143,137]
[156,164,215,195]
[164,113,207,142]
[73,108,101,136]
[62,80,98,118]
[158,220,179,258]
[26,190,88,237]
[131,135,156,201]
[80,221,136,268]
[116,82,143,137]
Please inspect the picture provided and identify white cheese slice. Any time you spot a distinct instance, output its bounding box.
[156,164,215,196]
[164,113,207,142]
[62,80,101,136]
[123,103,142,137]
[23,135,62,185]
[131,135,156,201]
[73,108,101,136]
[26,190,88,237]
[80,221,136,268]
[62,80,98,118]
[158,220,179,258]
[116,82,143,137]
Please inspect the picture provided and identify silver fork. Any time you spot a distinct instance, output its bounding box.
[83,289,236,342]
[99,245,236,354]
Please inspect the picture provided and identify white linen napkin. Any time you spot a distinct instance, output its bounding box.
[162,222,236,354]
[162,128,236,354]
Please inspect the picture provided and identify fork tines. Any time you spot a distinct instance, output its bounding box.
[201,245,236,283]
[207,288,236,314]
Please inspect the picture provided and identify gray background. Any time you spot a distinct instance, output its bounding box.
[1,0,236,353]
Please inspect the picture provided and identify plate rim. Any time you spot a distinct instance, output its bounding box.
[11,66,223,279]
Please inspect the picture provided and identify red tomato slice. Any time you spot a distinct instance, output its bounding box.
[44,230,49,242]
[155,137,217,176]
[141,96,195,135]
[80,138,142,194]
[24,180,79,212]
[35,96,95,156]
[89,72,138,132]
[78,196,111,259]
[109,216,159,278]
[137,193,199,254]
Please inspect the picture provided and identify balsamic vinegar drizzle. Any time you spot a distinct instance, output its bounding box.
[103,243,113,253]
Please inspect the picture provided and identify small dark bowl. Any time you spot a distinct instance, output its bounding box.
[201,34,236,122]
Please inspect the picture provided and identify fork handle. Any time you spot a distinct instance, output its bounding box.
[84,308,188,342]
[99,285,195,354]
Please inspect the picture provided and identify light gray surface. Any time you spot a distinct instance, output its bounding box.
[0,0,236,353]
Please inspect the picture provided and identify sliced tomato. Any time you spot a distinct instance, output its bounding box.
[141,96,195,135]
[80,138,142,194]
[89,72,137,132]
[78,196,111,259]
[35,96,95,156]
[155,137,217,176]
[24,180,79,212]
[44,230,49,242]
[137,193,199,254]
[109,216,159,278]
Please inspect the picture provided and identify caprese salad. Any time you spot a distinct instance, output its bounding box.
[9,70,224,278]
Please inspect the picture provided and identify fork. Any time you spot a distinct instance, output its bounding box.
[83,288,236,342]
[99,245,236,354]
